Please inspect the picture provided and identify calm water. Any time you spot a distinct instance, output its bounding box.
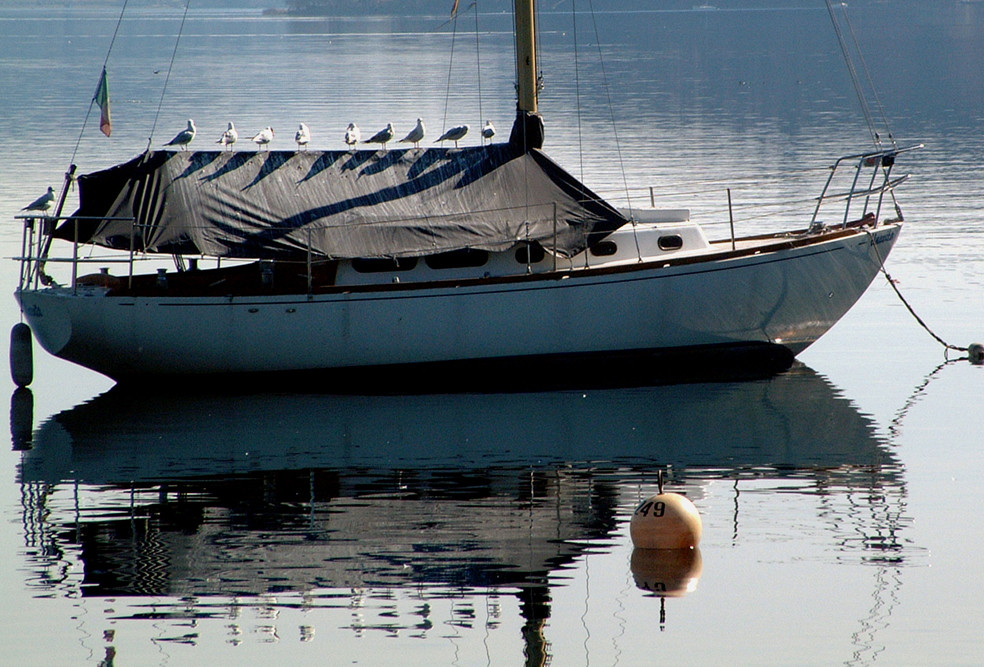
[2,2,983,665]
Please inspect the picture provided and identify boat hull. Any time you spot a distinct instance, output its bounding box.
[16,224,900,384]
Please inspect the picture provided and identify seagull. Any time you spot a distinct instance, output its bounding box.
[482,120,495,143]
[164,119,196,150]
[22,186,54,214]
[344,122,360,150]
[216,122,238,150]
[363,123,395,151]
[251,126,275,150]
[398,118,425,148]
[295,123,311,150]
[435,124,469,148]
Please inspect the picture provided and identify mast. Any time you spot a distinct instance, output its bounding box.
[509,0,545,151]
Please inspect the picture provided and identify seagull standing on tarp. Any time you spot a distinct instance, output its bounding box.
[164,119,196,150]
[344,123,361,150]
[22,187,54,214]
[482,120,495,143]
[295,123,311,150]
[435,124,469,148]
[399,118,425,148]
[252,127,275,150]
[363,123,395,151]
[217,122,238,150]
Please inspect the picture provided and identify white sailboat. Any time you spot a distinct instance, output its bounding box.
[14,0,917,386]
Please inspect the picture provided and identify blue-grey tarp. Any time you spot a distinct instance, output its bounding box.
[61,145,627,260]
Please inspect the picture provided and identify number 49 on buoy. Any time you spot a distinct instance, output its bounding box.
[630,472,702,550]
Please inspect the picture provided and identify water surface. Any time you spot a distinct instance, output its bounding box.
[1,2,982,664]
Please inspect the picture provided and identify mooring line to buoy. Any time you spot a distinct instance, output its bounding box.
[864,229,982,363]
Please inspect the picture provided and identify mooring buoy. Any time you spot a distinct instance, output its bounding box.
[630,491,703,549]
[9,323,33,388]
[630,471,702,550]
[969,343,984,365]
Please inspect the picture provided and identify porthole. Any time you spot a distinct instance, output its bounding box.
[658,235,684,251]
[352,257,418,273]
[425,248,489,269]
[515,243,545,264]
[589,241,618,257]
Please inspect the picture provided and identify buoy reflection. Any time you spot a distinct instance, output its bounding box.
[630,547,702,598]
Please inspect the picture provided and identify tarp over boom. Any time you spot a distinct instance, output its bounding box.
[59,145,628,260]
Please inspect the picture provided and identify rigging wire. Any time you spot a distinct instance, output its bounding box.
[148,0,191,151]
[584,0,641,260]
[840,3,897,148]
[473,2,484,133]
[571,1,585,183]
[586,0,632,216]
[825,0,878,147]
[441,6,461,137]
[70,0,131,165]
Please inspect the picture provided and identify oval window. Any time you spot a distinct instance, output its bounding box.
[658,235,684,251]
[589,241,618,257]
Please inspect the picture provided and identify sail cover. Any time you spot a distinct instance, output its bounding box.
[60,145,627,259]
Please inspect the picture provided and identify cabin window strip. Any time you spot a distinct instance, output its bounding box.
[352,257,419,273]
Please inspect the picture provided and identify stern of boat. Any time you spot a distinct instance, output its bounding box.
[16,289,76,358]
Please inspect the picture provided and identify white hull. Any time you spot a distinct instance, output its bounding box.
[17,224,900,381]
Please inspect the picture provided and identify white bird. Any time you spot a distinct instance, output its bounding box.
[22,186,54,213]
[398,118,425,148]
[482,120,495,143]
[295,123,311,150]
[363,123,395,151]
[251,126,275,150]
[344,122,360,150]
[435,124,469,148]
[216,122,238,150]
[164,119,196,150]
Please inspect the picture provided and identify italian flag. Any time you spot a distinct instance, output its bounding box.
[95,67,111,137]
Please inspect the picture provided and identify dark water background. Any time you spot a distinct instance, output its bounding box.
[1,1,982,664]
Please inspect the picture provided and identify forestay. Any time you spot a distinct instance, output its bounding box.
[59,145,627,260]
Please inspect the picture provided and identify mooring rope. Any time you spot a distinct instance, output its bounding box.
[864,228,969,355]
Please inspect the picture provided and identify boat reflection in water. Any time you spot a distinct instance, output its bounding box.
[17,364,907,661]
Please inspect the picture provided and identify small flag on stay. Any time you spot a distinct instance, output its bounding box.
[450,0,459,19]
[94,67,112,137]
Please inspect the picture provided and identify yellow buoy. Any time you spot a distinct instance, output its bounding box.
[630,489,702,550]
[969,343,983,365]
